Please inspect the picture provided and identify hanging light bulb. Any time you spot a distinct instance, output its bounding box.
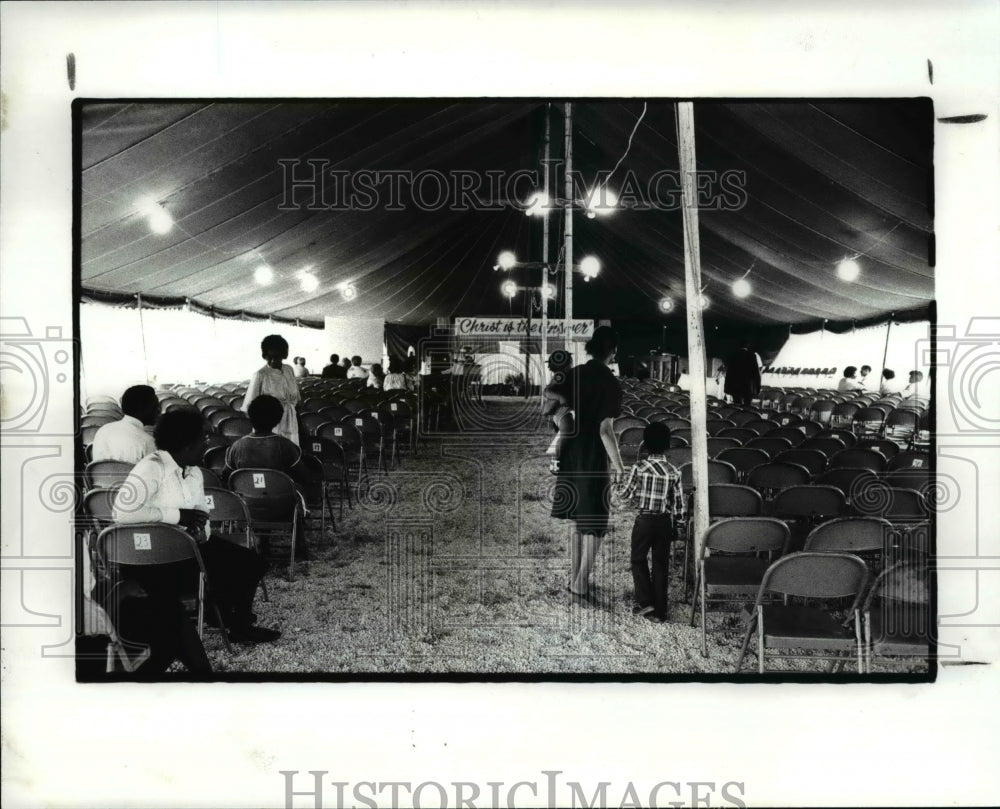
[542,283,557,299]
[137,197,173,234]
[340,283,357,301]
[579,255,601,280]
[497,251,517,270]
[732,278,752,298]
[585,187,618,217]
[837,258,861,282]
[524,192,550,217]
[659,296,675,313]
[299,271,319,293]
[699,294,711,310]
[254,264,274,286]
[501,280,518,298]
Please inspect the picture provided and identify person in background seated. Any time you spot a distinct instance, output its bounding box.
[619,422,685,624]
[347,355,369,381]
[367,363,385,390]
[242,334,301,446]
[902,370,927,401]
[837,365,865,393]
[341,356,353,376]
[879,368,905,396]
[383,357,413,392]
[112,409,279,658]
[322,354,346,379]
[91,385,160,464]
[291,356,309,378]
[859,364,872,389]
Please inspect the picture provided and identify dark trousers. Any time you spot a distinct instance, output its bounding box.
[630,513,674,617]
[104,563,212,675]
[199,537,267,627]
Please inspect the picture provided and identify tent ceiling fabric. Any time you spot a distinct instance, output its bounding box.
[80,99,933,325]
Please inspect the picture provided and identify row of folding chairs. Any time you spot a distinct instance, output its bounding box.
[687,516,930,673]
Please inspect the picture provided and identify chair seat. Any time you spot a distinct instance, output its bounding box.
[761,604,856,648]
[868,612,931,656]
[704,557,770,592]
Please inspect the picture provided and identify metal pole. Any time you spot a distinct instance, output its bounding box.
[525,290,532,399]
[540,104,551,401]
[676,102,710,572]
[564,102,573,355]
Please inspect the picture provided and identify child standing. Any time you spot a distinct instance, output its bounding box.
[618,422,685,623]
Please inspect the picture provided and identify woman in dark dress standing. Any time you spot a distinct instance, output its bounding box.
[551,327,625,598]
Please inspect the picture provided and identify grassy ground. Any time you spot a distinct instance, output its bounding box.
[203,400,927,677]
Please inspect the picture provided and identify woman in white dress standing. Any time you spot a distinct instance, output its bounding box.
[242,334,301,446]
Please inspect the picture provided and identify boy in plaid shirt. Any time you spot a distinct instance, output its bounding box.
[619,422,685,622]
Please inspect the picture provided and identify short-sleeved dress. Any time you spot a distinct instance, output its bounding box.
[550,359,622,535]
[242,363,301,446]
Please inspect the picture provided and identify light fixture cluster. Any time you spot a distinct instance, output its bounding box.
[249,256,357,300]
[137,197,174,235]
[494,250,600,298]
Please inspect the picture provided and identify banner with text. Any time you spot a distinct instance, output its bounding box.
[455,317,595,339]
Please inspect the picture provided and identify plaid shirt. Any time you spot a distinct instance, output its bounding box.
[620,456,686,521]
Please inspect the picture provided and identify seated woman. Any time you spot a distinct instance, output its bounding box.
[837,365,865,393]
[383,357,413,392]
[367,363,386,391]
[114,409,280,648]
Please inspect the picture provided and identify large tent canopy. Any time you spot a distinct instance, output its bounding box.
[80,99,933,327]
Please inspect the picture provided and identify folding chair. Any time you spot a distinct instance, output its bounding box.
[852,407,886,440]
[218,416,253,441]
[769,484,847,548]
[81,414,118,430]
[96,522,232,656]
[728,411,760,428]
[299,412,332,437]
[884,409,920,444]
[742,418,778,435]
[816,428,858,448]
[885,467,931,493]
[707,437,741,458]
[887,451,930,472]
[382,400,417,460]
[618,426,647,466]
[708,484,764,518]
[228,469,305,581]
[745,436,795,457]
[831,402,862,428]
[736,552,870,673]
[84,460,134,491]
[773,448,827,478]
[690,517,790,656]
[829,447,888,474]
[202,487,268,602]
[763,427,806,447]
[801,436,847,458]
[706,419,737,436]
[809,400,836,425]
[717,448,770,483]
[663,447,693,468]
[863,560,932,672]
[317,422,367,489]
[351,413,389,475]
[718,427,758,445]
[746,461,811,501]
[302,436,353,519]
[805,516,891,574]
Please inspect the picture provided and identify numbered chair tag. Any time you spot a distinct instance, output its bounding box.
[313,442,322,453]
[133,533,151,550]
[334,427,343,437]
[204,494,215,510]
[912,459,924,468]
[390,404,398,411]
[355,418,363,426]
[253,473,266,488]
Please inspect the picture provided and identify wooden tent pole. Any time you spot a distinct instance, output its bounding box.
[540,104,550,403]
[676,102,710,568]
[564,102,573,354]
[880,315,894,388]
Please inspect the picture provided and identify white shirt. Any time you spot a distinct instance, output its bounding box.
[347,365,369,380]
[837,377,865,392]
[113,450,208,530]
[91,415,156,464]
[243,363,301,445]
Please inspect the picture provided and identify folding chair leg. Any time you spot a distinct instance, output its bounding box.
[288,511,298,582]
[758,612,765,674]
[325,486,338,534]
[700,580,709,658]
[735,608,756,673]
[209,602,233,653]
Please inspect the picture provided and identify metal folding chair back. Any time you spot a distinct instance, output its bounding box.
[707,437,741,458]
[218,417,253,440]
[765,427,807,446]
[708,484,763,518]
[717,447,770,482]
[85,460,134,491]
[746,461,811,500]
[770,484,847,521]
[773,448,827,477]
[829,447,888,473]
[228,468,303,580]
[862,559,932,672]
[745,436,795,456]
[887,451,930,472]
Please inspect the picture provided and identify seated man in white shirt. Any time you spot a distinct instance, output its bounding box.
[836,365,866,393]
[901,370,927,401]
[90,385,159,463]
[113,409,279,652]
[346,354,369,380]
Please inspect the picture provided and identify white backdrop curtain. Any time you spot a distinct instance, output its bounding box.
[80,301,329,401]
